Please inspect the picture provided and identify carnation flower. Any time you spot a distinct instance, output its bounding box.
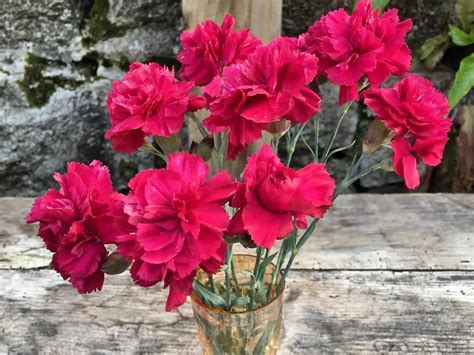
[115,152,236,311]
[227,144,335,248]
[105,62,205,153]
[178,14,262,86]
[364,74,452,189]
[26,161,118,293]
[204,37,321,159]
[303,0,412,103]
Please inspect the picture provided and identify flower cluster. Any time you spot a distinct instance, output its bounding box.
[364,74,452,189]
[27,6,453,314]
[302,0,412,103]
[26,161,118,293]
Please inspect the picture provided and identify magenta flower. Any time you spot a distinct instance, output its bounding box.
[303,0,412,103]
[227,145,335,249]
[26,161,118,293]
[178,14,262,86]
[364,74,452,189]
[105,62,204,153]
[115,152,236,311]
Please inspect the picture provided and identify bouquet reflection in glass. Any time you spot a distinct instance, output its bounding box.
[26,1,453,353]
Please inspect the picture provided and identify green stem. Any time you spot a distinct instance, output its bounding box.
[267,237,290,300]
[275,155,385,294]
[314,118,320,162]
[208,275,217,293]
[141,142,168,162]
[286,123,307,166]
[224,244,233,310]
[249,247,263,310]
[321,101,353,163]
[230,253,241,297]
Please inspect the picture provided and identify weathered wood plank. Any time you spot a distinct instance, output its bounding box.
[2,194,473,271]
[182,0,282,43]
[1,269,473,353]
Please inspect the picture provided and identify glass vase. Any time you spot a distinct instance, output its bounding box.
[191,254,284,355]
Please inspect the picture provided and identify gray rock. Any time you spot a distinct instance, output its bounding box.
[282,0,454,50]
[0,0,179,196]
[356,148,403,189]
[282,0,351,37]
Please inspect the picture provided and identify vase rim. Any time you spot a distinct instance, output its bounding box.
[190,253,285,315]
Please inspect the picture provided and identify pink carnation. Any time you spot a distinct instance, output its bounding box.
[364,74,452,189]
[303,0,412,103]
[204,37,321,159]
[105,62,204,153]
[26,161,118,293]
[115,152,236,311]
[227,145,335,249]
[178,14,262,86]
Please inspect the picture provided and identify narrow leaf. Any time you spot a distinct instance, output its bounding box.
[193,281,227,309]
[256,252,278,280]
[448,53,474,109]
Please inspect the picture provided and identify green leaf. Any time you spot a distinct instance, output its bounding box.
[353,0,389,12]
[101,252,131,275]
[448,53,474,109]
[371,0,389,11]
[417,33,450,70]
[455,0,474,32]
[193,281,227,309]
[449,25,474,46]
[189,136,214,161]
[256,252,278,280]
[154,133,182,154]
[231,296,250,307]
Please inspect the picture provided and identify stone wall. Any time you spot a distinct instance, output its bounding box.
[0,0,458,196]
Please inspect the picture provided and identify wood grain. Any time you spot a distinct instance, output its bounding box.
[182,0,282,43]
[2,194,473,353]
[1,269,473,353]
[3,194,473,271]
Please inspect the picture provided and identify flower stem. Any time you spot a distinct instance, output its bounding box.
[321,101,353,163]
[141,142,168,162]
[286,122,307,166]
[249,247,263,310]
[225,244,233,310]
[275,156,385,294]
[230,253,241,297]
[208,275,217,293]
[314,118,320,162]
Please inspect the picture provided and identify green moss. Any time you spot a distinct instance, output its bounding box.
[17,53,85,108]
[82,0,126,46]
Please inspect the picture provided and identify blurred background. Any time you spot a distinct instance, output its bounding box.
[0,0,472,197]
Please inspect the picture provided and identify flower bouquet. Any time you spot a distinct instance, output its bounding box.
[26,1,452,354]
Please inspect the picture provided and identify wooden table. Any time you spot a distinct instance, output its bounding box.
[1,194,473,353]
